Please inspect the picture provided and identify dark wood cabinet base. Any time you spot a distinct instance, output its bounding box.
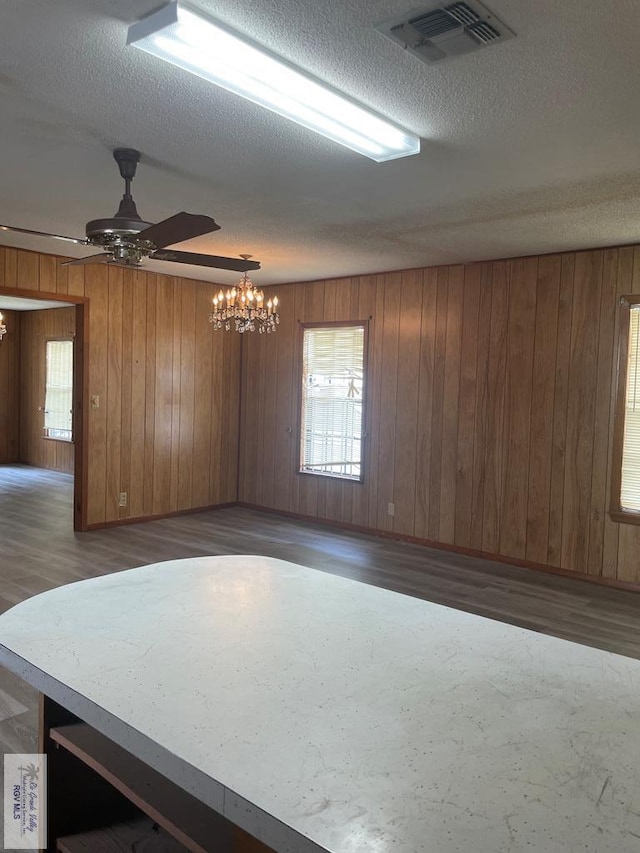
[40,695,275,853]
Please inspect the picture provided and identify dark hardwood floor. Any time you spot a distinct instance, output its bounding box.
[1,462,640,842]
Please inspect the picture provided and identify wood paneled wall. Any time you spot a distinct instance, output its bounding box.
[0,310,21,463]
[0,247,241,527]
[19,307,76,474]
[239,247,640,586]
[3,242,639,584]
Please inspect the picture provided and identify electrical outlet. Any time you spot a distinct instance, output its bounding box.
[118,492,128,507]
[387,502,395,517]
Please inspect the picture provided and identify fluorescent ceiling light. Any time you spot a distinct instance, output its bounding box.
[127,3,421,162]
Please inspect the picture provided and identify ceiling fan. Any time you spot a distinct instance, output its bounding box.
[0,148,260,273]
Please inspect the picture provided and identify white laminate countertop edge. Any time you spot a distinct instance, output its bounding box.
[1,555,640,853]
[0,589,327,853]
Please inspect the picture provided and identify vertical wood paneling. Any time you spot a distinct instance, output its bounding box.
[178,280,195,509]
[366,278,385,530]
[169,279,182,512]
[526,255,561,563]
[297,283,324,518]
[469,263,493,550]
[119,274,133,520]
[153,278,176,515]
[1,246,239,527]
[18,306,76,473]
[561,251,603,572]
[237,244,640,587]
[481,261,509,554]
[105,268,123,522]
[454,264,481,548]
[602,249,635,577]
[547,254,575,566]
[587,249,618,574]
[55,260,70,295]
[617,523,640,583]
[129,272,147,518]
[239,290,259,506]
[16,251,39,291]
[341,278,362,526]
[259,313,278,514]
[85,264,108,523]
[413,268,438,539]
[392,270,422,536]
[66,265,83,298]
[351,276,377,528]
[38,255,57,292]
[376,274,401,532]
[255,324,270,510]
[499,257,537,558]
[222,324,241,504]
[0,311,21,463]
[427,268,449,541]
[4,249,17,287]
[439,265,464,544]
[143,279,157,516]
[287,284,308,514]
[192,285,213,509]
[273,280,296,512]
[6,241,640,586]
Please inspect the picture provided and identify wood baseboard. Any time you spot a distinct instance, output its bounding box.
[89,498,640,593]
[86,502,237,531]
[237,502,640,594]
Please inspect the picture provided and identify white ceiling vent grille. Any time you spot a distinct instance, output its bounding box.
[376,0,515,64]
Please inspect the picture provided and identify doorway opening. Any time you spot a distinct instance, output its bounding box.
[0,288,88,531]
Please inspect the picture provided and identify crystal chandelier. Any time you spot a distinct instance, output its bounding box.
[209,255,279,334]
[0,312,6,341]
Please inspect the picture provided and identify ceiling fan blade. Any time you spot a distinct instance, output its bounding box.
[62,255,144,270]
[0,224,87,245]
[136,212,221,249]
[62,254,111,267]
[150,249,261,272]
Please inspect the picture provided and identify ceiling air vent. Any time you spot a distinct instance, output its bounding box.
[376,0,515,64]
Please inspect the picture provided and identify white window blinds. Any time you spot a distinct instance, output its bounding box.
[300,325,365,480]
[44,339,73,441]
[621,306,640,511]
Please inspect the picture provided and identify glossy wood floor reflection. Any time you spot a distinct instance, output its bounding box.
[1,463,640,806]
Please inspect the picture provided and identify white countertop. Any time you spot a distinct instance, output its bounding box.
[0,555,639,852]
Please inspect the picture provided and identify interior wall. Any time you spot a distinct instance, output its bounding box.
[0,247,241,527]
[19,306,76,474]
[0,310,21,463]
[239,246,640,586]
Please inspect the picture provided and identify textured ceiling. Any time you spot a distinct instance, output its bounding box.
[0,296,69,311]
[1,0,640,285]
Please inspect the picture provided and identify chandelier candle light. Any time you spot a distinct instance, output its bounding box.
[209,256,279,334]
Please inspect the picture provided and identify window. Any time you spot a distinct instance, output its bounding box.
[612,298,640,520]
[44,339,73,442]
[300,323,366,480]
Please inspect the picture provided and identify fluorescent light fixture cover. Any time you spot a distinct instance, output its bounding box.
[127,2,420,162]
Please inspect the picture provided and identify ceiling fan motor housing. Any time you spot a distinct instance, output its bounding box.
[85,216,154,240]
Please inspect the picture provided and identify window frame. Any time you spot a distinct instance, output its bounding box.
[297,320,369,483]
[610,294,640,524]
[43,336,75,444]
